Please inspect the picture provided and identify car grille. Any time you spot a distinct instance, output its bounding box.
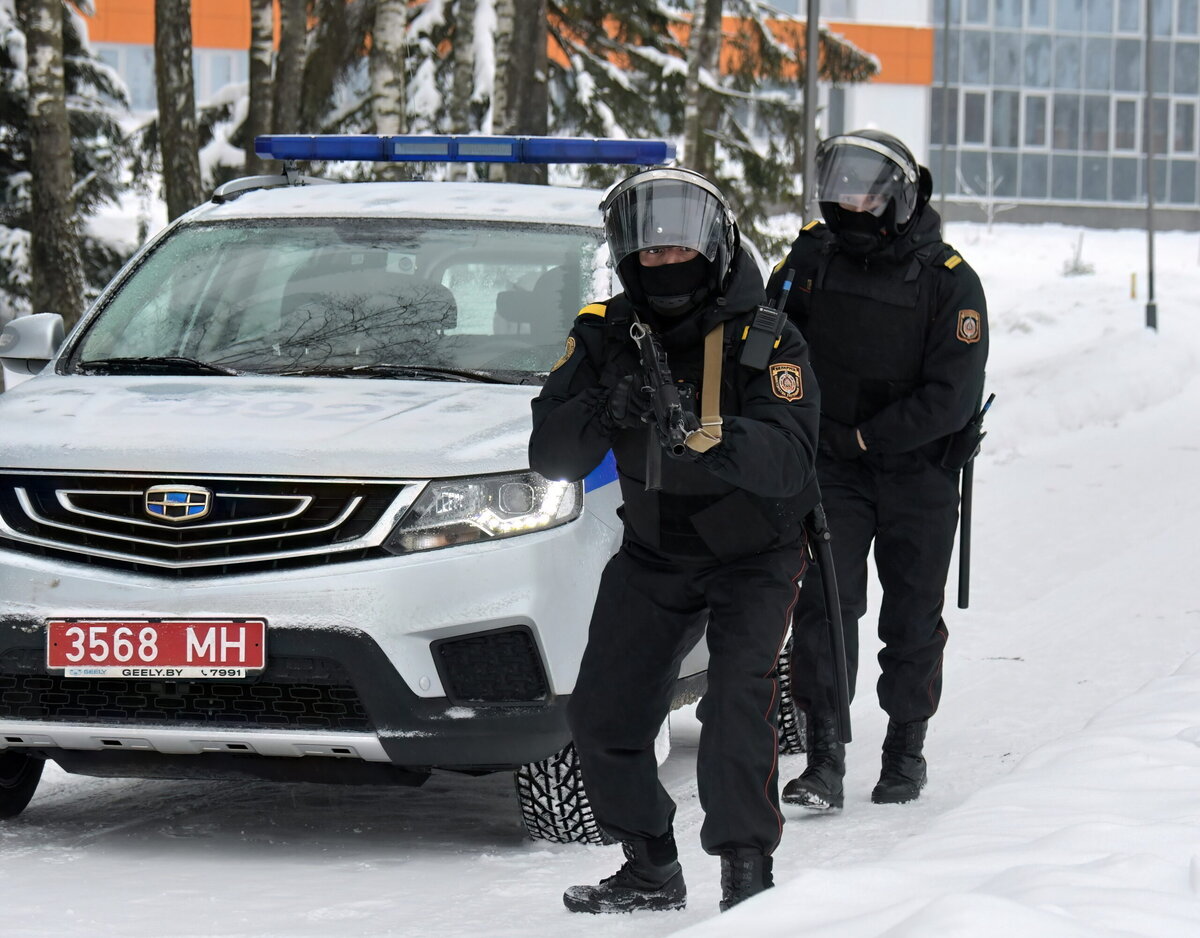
[0,472,416,577]
[0,647,372,730]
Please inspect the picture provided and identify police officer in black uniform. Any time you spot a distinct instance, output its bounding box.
[766,130,988,811]
[529,167,821,913]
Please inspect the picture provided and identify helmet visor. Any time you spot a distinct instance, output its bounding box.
[816,140,919,225]
[603,176,728,269]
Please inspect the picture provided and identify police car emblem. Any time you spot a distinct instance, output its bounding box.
[144,484,213,522]
[769,363,804,401]
[957,309,981,344]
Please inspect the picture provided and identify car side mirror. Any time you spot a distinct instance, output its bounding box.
[0,312,66,375]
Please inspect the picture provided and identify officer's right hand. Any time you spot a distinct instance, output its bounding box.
[605,374,653,431]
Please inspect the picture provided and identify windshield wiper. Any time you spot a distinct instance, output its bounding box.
[276,363,510,384]
[76,356,240,376]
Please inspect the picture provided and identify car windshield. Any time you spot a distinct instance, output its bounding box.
[70,217,606,381]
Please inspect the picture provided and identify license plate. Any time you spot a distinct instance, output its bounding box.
[46,619,266,679]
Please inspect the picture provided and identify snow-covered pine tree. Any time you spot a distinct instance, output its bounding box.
[2,0,130,325]
[548,1,878,253]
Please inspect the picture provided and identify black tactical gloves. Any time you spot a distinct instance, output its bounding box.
[824,421,866,461]
[605,374,654,431]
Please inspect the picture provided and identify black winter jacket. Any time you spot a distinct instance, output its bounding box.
[766,207,988,459]
[529,249,821,562]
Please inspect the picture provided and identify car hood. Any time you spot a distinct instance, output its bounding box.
[0,374,541,479]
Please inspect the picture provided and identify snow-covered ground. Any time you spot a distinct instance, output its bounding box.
[3,219,1200,937]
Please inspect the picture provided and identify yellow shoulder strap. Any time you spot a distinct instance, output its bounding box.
[802,219,821,231]
[577,303,607,318]
[944,255,963,270]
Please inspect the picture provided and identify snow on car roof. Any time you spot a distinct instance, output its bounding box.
[194,181,607,229]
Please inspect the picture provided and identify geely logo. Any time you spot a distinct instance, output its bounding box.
[144,484,213,522]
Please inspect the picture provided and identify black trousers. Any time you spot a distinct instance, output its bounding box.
[567,540,806,856]
[791,450,960,725]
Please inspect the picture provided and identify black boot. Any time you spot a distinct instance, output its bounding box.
[719,848,774,912]
[781,713,845,810]
[563,831,687,914]
[871,719,928,804]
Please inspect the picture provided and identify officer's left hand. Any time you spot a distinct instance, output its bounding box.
[824,421,866,461]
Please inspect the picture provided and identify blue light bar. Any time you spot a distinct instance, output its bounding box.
[255,134,676,166]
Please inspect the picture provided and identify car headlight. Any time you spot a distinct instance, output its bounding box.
[384,471,582,553]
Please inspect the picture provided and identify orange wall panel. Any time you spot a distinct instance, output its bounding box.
[86,0,254,50]
[829,23,934,86]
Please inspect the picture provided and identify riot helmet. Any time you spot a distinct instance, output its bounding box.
[815,130,925,254]
[600,167,738,316]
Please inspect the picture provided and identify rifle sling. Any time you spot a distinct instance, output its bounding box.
[685,324,725,454]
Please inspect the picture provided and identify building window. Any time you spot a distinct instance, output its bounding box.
[1174,101,1196,152]
[1114,98,1139,149]
[1020,153,1049,197]
[1025,94,1049,145]
[1082,95,1110,149]
[1028,0,1052,27]
[1181,0,1200,35]
[1151,98,1170,154]
[1086,0,1115,31]
[964,92,988,143]
[1112,157,1139,199]
[1054,36,1082,88]
[995,31,1021,82]
[967,0,989,24]
[1176,43,1200,94]
[992,91,1020,146]
[1052,93,1081,148]
[1083,38,1112,90]
[1081,157,1108,200]
[1052,154,1079,199]
[932,87,960,145]
[1170,160,1197,203]
[1025,34,1052,86]
[934,28,962,84]
[1152,0,1173,33]
[997,0,1023,27]
[992,152,1019,196]
[1114,38,1141,92]
[964,32,991,84]
[1056,0,1084,30]
[1117,0,1141,31]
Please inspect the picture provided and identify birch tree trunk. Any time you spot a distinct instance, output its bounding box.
[682,0,723,177]
[448,0,477,179]
[155,0,202,221]
[492,0,547,184]
[370,0,408,180]
[245,0,274,174]
[16,0,84,324]
[273,0,306,133]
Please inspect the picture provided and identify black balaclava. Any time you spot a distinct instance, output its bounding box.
[821,198,899,257]
[634,254,711,317]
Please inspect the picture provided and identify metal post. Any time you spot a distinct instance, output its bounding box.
[938,0,951,217]
[1144,0,1158,330]
[803,0,820,222]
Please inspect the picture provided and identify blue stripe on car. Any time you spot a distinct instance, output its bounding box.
[583,451,618,491]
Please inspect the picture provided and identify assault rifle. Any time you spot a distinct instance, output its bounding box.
[804,505,852,744]
[629,321,692,491]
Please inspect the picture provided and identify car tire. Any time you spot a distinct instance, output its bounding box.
[776,631,805,756]
[514,741,614,845]
[0,751,45,820]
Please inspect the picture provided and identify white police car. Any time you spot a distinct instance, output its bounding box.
[0,135,712,841]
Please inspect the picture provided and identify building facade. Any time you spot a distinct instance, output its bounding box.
[80,1,1200,228]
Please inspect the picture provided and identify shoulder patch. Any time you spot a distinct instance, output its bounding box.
[956,309,982,344]
[550,335,577,371]
[772,257,787,273]
[944,254,963,269]
[768,362,804,401]
[801,219,821,231]
[577,303,607,319]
